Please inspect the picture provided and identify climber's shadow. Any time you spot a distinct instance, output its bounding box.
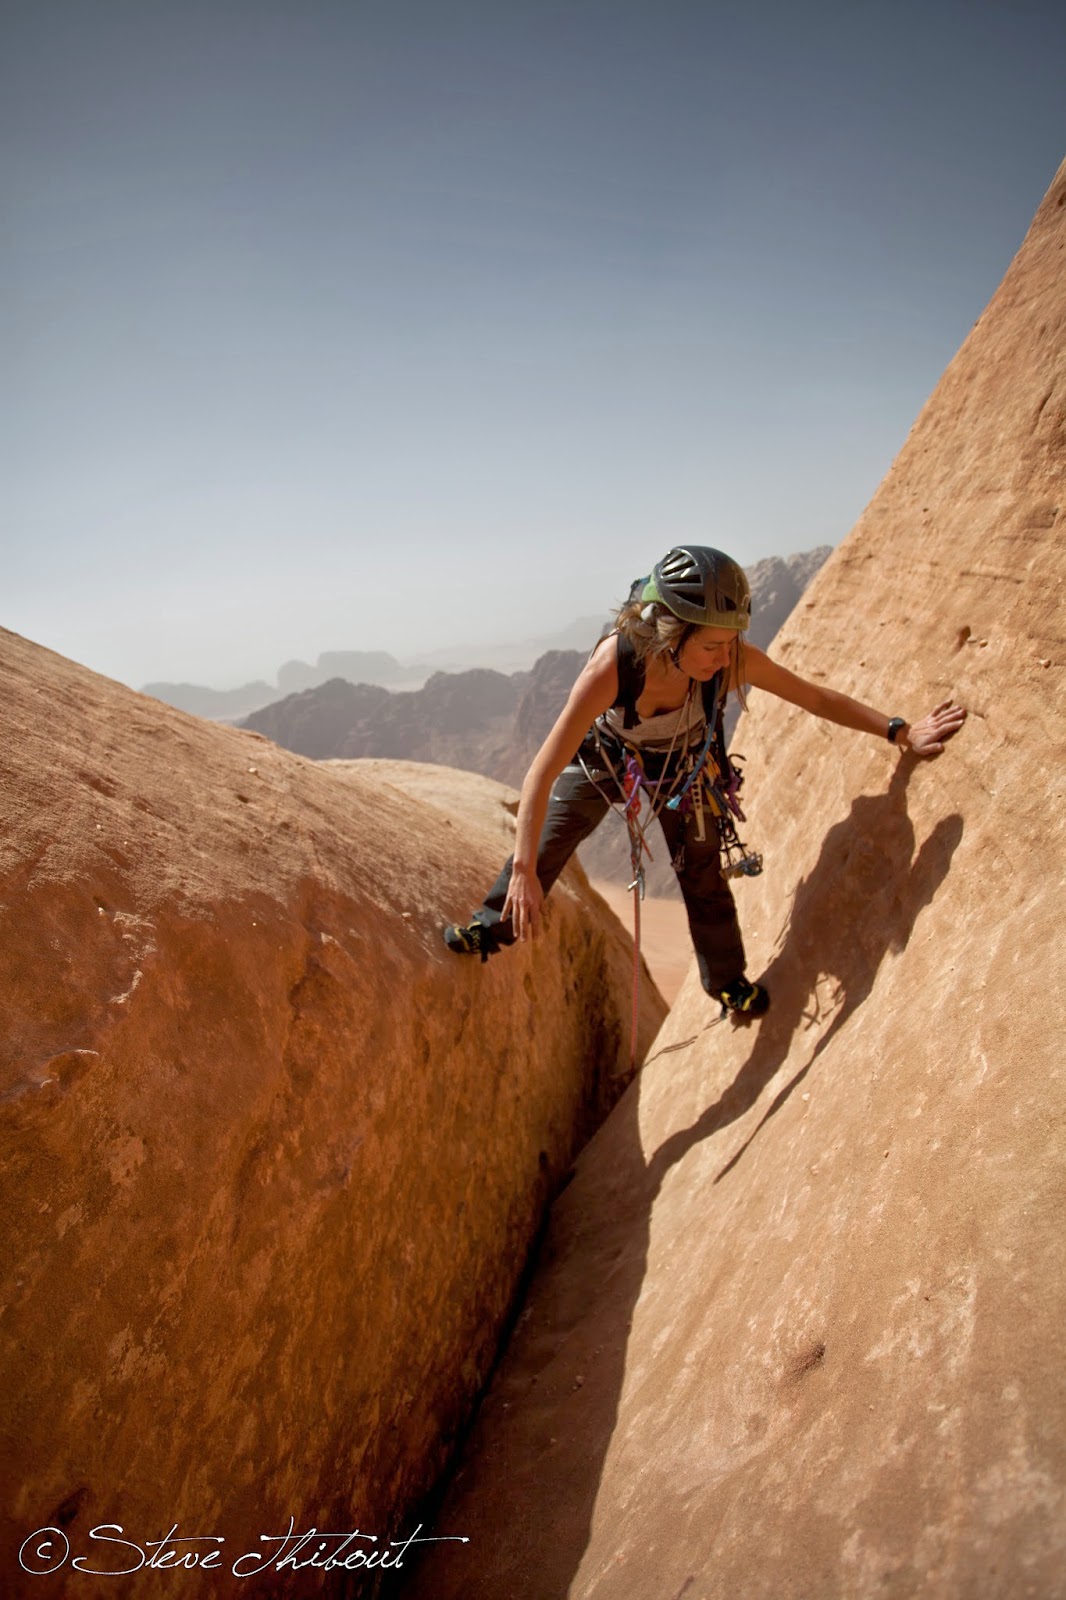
[648,757,964,1193]
[399,762,964,1600]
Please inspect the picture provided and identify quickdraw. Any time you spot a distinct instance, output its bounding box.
[659,722,763,875]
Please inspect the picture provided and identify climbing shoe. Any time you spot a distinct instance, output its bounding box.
[443,921,495,963]
[716,976,770,1019]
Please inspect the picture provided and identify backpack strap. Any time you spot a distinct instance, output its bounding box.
[702,671,732,774]
[611,632,645,728]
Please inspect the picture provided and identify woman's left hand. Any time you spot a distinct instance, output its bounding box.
[903,700,967,757]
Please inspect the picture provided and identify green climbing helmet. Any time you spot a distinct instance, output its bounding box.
[642,546,751,630]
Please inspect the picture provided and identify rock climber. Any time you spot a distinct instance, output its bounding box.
[443,546,966,1016]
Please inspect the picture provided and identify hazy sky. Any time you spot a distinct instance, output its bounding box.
[4,0,1065,688]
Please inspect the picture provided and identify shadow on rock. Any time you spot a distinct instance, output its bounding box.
[399,759,963,1600]
[651,758,963,1189]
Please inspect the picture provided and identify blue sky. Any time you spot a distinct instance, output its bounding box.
[4,0,1064,687]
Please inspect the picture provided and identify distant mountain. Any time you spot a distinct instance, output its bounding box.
[142,650,414,721]
[241,668,527,771]
[276,650,411,694]
[240,546,832,791]
[235,544,831,907]
[239,679,393,758]
[140,679,279,720]
[138,635,592,722]
[141,548,833,725]
[492,651,589,789]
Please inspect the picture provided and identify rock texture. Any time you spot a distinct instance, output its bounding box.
[400,162,1066,1599]
[0,630,664,1599]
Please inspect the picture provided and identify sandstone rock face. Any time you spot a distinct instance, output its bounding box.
[401,162,1066,1598]
[0,630,663,1599]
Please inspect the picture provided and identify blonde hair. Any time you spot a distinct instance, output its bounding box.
[612,598,748,708]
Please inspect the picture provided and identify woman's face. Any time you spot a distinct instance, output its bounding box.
[677,625,737,680]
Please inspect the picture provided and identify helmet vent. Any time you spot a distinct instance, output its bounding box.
[649,545,751,630]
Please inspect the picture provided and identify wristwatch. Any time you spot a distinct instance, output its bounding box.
[886,717,907,744]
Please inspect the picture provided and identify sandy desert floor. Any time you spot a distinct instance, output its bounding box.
[588,878,691,1005]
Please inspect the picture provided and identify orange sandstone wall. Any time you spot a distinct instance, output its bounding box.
[0,635,663,1599]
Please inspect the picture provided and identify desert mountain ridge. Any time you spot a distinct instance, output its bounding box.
[141,548,830,721]
[236,547,832,766]
[139,616,609,718]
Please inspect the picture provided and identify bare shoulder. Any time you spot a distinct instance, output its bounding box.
[553,633,619,727]
[574,633,619,701]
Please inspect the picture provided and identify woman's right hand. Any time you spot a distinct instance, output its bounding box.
[502,863,545,942]
[904,700,968,756]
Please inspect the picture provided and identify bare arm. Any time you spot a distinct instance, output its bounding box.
[504,636,619,939]
[744,645,966,755]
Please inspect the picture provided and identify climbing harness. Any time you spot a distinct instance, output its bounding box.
[577,676,763,1069]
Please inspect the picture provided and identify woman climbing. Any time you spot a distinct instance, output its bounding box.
[443,546,966,1015]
